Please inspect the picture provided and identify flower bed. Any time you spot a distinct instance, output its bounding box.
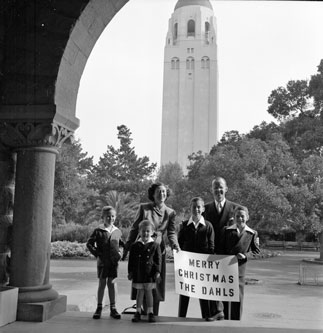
[51,241,92,259]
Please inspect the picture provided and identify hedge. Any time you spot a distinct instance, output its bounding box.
[51,223,97,243]
[51,241,92,258]
[50,241,279,260]
[51,222,129,244]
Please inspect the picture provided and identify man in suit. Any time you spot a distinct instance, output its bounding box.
[203,176,238,321]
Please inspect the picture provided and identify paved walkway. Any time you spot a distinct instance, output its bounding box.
[1,251,323,333]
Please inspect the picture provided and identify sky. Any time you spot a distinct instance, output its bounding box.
[75,0,323,166]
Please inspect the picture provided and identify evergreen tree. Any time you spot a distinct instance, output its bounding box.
[53,139,94,225]
[89,125,157,198]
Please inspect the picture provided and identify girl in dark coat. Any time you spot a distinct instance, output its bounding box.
[87,206,123,320]
[223,205,260,320]
[128,220,162,323]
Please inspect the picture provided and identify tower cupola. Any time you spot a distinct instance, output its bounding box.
[175,0,213,11]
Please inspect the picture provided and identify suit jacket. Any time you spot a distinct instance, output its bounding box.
[223,224,260,277]
[222,224,260,320]
[203,200,238,254]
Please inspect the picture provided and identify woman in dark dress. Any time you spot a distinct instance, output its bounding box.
[223,205,260,320]
[124,182,179,315]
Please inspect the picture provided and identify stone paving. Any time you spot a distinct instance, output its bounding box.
[0,251,322,332]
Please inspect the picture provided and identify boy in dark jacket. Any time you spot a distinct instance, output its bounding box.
[223,205,260,320]
[177,197,214,320]
[87,206,122,320]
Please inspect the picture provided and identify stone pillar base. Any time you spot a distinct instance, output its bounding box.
[16,295,67,322]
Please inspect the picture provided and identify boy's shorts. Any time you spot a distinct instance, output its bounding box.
[97,263,118,279]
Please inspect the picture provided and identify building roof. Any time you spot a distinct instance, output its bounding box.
[174,0,213,11]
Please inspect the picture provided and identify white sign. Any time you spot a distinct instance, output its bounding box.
[173,250,239,302]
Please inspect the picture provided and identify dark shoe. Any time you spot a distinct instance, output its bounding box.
[132,312,141,322]
[110,308,121,319]
[148,313,156,323]
[206,311,225,321]
[93,306,102,319]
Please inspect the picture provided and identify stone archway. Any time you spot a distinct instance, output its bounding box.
[0,0,129,321]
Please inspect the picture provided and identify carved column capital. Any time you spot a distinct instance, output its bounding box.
[0,121,74,149]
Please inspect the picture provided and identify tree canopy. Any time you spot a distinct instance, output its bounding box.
[89,124,156,197]
[267,80,313,120]
[53,59,323,243]
[53,139,94,225]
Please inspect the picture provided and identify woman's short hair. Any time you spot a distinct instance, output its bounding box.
[147,182,171,202]
[101,205,116,218]
[139,219,155,231]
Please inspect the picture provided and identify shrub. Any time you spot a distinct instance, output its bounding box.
[51,222,99,243]
[52,222,129,244]
[247,248,281,259]
[51,241,93,258]
[50,241,280,260]
[165,247,279,262]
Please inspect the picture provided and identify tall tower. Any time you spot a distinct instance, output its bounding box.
[160,0,218,171]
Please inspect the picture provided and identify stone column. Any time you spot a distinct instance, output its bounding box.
[10,146,58,303]
[0,121,72,321]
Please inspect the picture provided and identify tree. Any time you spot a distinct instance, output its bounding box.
[84,190,137,229]
[104,190,137,229]
[219,130,244,144]
[268,108,323,161]
[248,121,280,142]
[53,139,94,225]
[265,60,323,160]
[267,80,313,120]
[157,162,184,187]
[156,162,190,215]
[300,155,323,186]
[298,155,323,238]
[187,151,208,182]
[233,175,291,233]
[282,183,315,239]
[309,59,323,115]
[89,125,157,197]
[263,133,298,186]
[186,135,300,235]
